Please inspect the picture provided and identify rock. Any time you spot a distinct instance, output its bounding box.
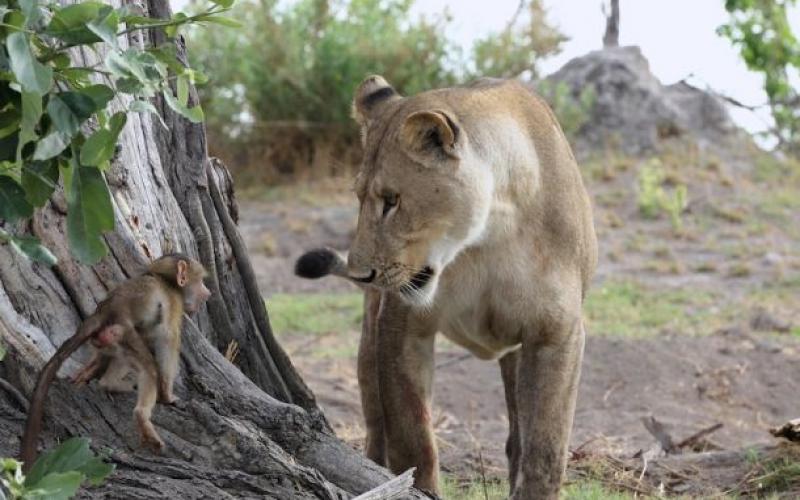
[545,46,747,155]
[762,252,783,266]
[750,307,792,333]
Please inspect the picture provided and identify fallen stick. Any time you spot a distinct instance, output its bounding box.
[770,418,800,442]
[352,468,417,500]
[676,422,724,450]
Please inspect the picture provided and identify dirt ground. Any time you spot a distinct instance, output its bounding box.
[236,149,800,495]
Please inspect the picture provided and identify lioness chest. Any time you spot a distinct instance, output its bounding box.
[433,244,538,360]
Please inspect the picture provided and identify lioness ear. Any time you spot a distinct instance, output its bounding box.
[352,75,401,127]
[400,110,460,161]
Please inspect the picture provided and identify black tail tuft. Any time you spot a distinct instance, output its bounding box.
[294,248,337,279]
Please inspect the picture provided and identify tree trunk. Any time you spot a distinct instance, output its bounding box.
[0,1,426,498]
[602,0,620,48]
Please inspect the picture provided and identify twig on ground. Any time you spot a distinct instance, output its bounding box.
[676,423,724,450]
[602,379,624,405]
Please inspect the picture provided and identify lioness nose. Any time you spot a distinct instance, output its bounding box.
[350,269,376,283]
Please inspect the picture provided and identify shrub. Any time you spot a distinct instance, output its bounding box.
[637,159,689,231]
[187,0,569,142]
[537,80,595,142]
[471,0,565,79]
[187,0,459,139]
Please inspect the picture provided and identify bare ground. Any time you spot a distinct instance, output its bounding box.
[237,150,800,495]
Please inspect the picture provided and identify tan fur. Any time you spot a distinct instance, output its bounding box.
[21,255,210,468]
[348,76,597,498]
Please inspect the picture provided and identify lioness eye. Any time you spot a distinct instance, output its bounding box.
[382,192,399,216]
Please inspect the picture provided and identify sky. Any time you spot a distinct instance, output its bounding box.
[409,0,800,138]
[172,0,800,137]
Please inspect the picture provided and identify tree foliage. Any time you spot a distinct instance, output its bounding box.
[718,0,800,155]
[472,0,565,79]
[0,0,235,264]
[188,0,566,139]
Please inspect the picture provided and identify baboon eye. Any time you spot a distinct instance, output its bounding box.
[382,192,399,217]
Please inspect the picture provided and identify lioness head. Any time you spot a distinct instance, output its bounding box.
[346,76,493,307]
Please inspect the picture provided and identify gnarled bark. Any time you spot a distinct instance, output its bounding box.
[0,1,427,497]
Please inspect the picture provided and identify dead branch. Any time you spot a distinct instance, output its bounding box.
[770,418,800,442]
[676,423,724,450]
[352,468,418,500]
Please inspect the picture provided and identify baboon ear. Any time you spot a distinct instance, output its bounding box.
[176,260,188,287]
[400,109,460,161]
[352,75,401,127]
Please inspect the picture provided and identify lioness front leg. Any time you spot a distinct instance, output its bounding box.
[358,289,386,465]
[513,319,585,499]
[376,294,438,493]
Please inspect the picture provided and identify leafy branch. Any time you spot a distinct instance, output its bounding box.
[718,0,800,155]
[2,437,113,500]
[0,0,237,265]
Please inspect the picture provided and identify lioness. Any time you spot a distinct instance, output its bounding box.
[296,76,597,499]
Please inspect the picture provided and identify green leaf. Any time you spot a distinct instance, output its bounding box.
[129,99,167,129]
[114,77,146,95]
[22,160,58,206]
[19,0,43,28]
[0,109,21,140]
[46,91,97,137]
[0,133,19,163]
[0,175,34,221]
[209,0,235,9]
[26,471,82,500]
[80,129,113,167]
[7,32,53,95]
[66,165,114,264]
[58,68,94,86]
[75,457,113,486]
[164,12,187,38]
[105,50,165,90]
[184,68,208,86]
[163,89,203,123]
[147,45,185,74]
[32,130,69,160]
[25,438,91,486]
[17,91,42,162]
[86,6,119,47]
[79,84,114,110]
[177,75,189,106]
[80,113,125,167]
[51,53,72,69]
[197,14,240,28]
[46,2,105,44]
[8,234,57,266]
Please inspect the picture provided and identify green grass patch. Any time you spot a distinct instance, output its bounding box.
[440,476,635,499]
[584,280,716,337]
[563,480,635,499]
[440,476,508,499]
[739,446,800,496]
[267,293,363,336]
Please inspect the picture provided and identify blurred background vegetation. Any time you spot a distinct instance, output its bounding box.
[186,0,583,183]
